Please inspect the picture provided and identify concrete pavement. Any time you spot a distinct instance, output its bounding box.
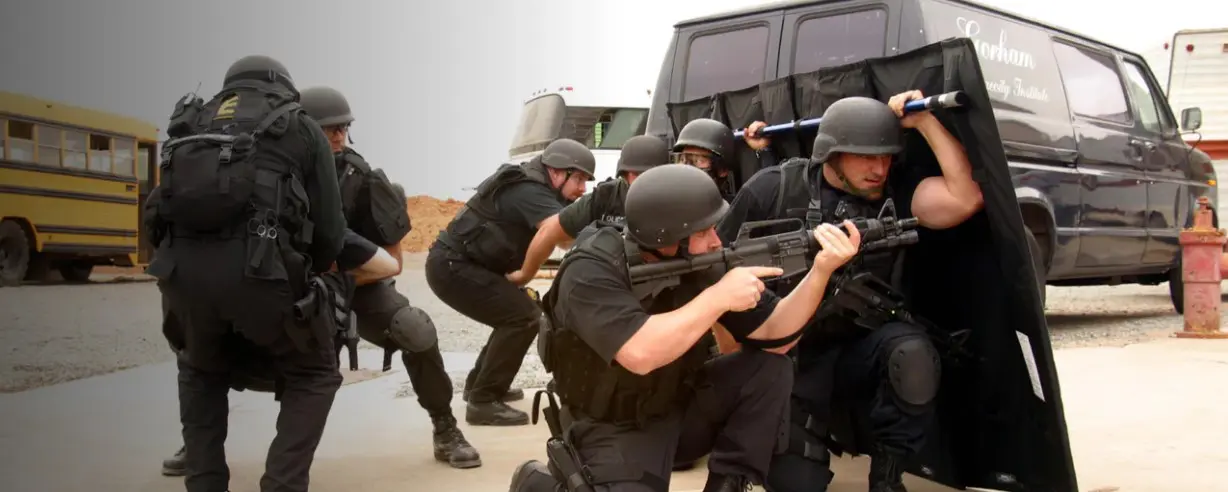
[0,336,1225,492]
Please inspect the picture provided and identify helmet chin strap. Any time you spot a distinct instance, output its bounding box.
[826,159,884,199]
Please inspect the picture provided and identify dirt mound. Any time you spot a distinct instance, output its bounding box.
[402,195,464,253]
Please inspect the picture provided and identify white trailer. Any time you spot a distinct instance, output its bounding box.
[1165,28,1228,161]
[507,85,652,184]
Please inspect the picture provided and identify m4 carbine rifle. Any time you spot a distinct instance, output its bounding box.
[627,198,921,300]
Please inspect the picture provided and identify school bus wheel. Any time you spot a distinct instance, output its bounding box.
[0,219,31,287]
[58,262,94,283]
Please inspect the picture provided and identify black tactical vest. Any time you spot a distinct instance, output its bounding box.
[337,148,369,222]
[773,158,907,352]
[771,158,901,295]
[335,147,411,246]
[439,159,557,273]
[589,177,631,230]
[539,227,713,428]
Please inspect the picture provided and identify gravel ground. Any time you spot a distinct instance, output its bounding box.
[0,252,1222,395]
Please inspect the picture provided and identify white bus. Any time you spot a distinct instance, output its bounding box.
[508,85,651,184]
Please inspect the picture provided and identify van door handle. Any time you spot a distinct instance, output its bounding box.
[1130,138,1156,153]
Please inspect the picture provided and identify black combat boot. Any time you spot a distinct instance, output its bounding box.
[868,448,908,492]
[702,472,753,492]
[462,387,525,403]
[509,460,562,492]
[433,414,482,469]
[467,400,530,426]
[160,445,186,476]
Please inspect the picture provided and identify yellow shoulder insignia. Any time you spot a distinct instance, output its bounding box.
[214,95,239,120]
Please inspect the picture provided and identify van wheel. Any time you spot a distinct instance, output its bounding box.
[1025,228,1047,309]
[0,220,30,287]
[1169,256,1184,315]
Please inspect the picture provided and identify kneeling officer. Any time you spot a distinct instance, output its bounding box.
[509,164,863,492]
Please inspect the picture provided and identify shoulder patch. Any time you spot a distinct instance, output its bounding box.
[214,95,239,120]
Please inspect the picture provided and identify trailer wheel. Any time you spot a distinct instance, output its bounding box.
[0,220,31,287]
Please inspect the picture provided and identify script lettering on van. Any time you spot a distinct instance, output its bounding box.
[957,17,1050,104]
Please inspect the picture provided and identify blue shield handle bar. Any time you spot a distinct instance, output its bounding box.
[732,90,969,139]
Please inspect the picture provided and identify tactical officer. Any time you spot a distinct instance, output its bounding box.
[509,164,863,492]
[146,54,348,492]
[715,91,984,492]
[671,118,774,201]
[426,139,596,426]
[299,86,480,468]
[506,135,670,286]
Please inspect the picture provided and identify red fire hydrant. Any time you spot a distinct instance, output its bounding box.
[1175,196,1228,339]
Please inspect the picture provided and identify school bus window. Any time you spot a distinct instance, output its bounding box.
[112,137,135,176]
[63,130,87,169]
[7,120,35,163]
[36,125,62,167]
[88,134,113,173]
[137,146,150,183]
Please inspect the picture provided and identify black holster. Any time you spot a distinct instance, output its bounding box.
[532,389,595,492]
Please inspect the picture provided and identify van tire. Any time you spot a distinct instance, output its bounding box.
[1168,255,1184,315]
[1025,227,1047,309]
[0,220,30,287]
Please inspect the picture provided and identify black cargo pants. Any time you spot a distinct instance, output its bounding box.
[154,240,343,492]
[423,246,539,403]
[764,322,938,492]
[565,349,793,491]
[352,279,453,416]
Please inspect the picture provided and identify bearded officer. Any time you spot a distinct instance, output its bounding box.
[505,134,670,286]
[298,85,480,468]
[508,164,862,492]
[425,139,595,426]
[716,91,984,492]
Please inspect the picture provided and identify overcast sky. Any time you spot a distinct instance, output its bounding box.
[0,0,1222,199]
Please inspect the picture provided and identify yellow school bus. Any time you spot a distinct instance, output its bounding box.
[0,91,161,285]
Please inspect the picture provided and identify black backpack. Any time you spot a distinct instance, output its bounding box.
[339,151,411,245]
[158,84,311,241]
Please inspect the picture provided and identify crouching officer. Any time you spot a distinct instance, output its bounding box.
[299,86,480,468]
[146,54,347,492]
[717,91,984,492]
[425,139,595,426]
[506,135,670,286]
[671,118,776,202]
[509,164,863,492]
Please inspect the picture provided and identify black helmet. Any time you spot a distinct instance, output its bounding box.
[616,135,669,175]
[300,86,354,127]
[541,139,596,180]
[673,118,735,160]
[625,164,729,249]
[223,55,293,88]
[811,97,902,163]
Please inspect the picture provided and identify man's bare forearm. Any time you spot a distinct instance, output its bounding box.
[519,214,571,276]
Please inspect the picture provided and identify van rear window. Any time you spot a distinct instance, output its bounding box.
[791,9,889,74]
[682,25,771,101]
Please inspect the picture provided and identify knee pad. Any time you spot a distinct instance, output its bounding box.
[386,306,438,353]
[885,336,941,409]
[509,460,560,492]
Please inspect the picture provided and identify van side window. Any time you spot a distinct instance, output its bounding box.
[792,9,888,74]
[1121,61,1174,135]
[1052,42,1130,124]
[683,25,771,101]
